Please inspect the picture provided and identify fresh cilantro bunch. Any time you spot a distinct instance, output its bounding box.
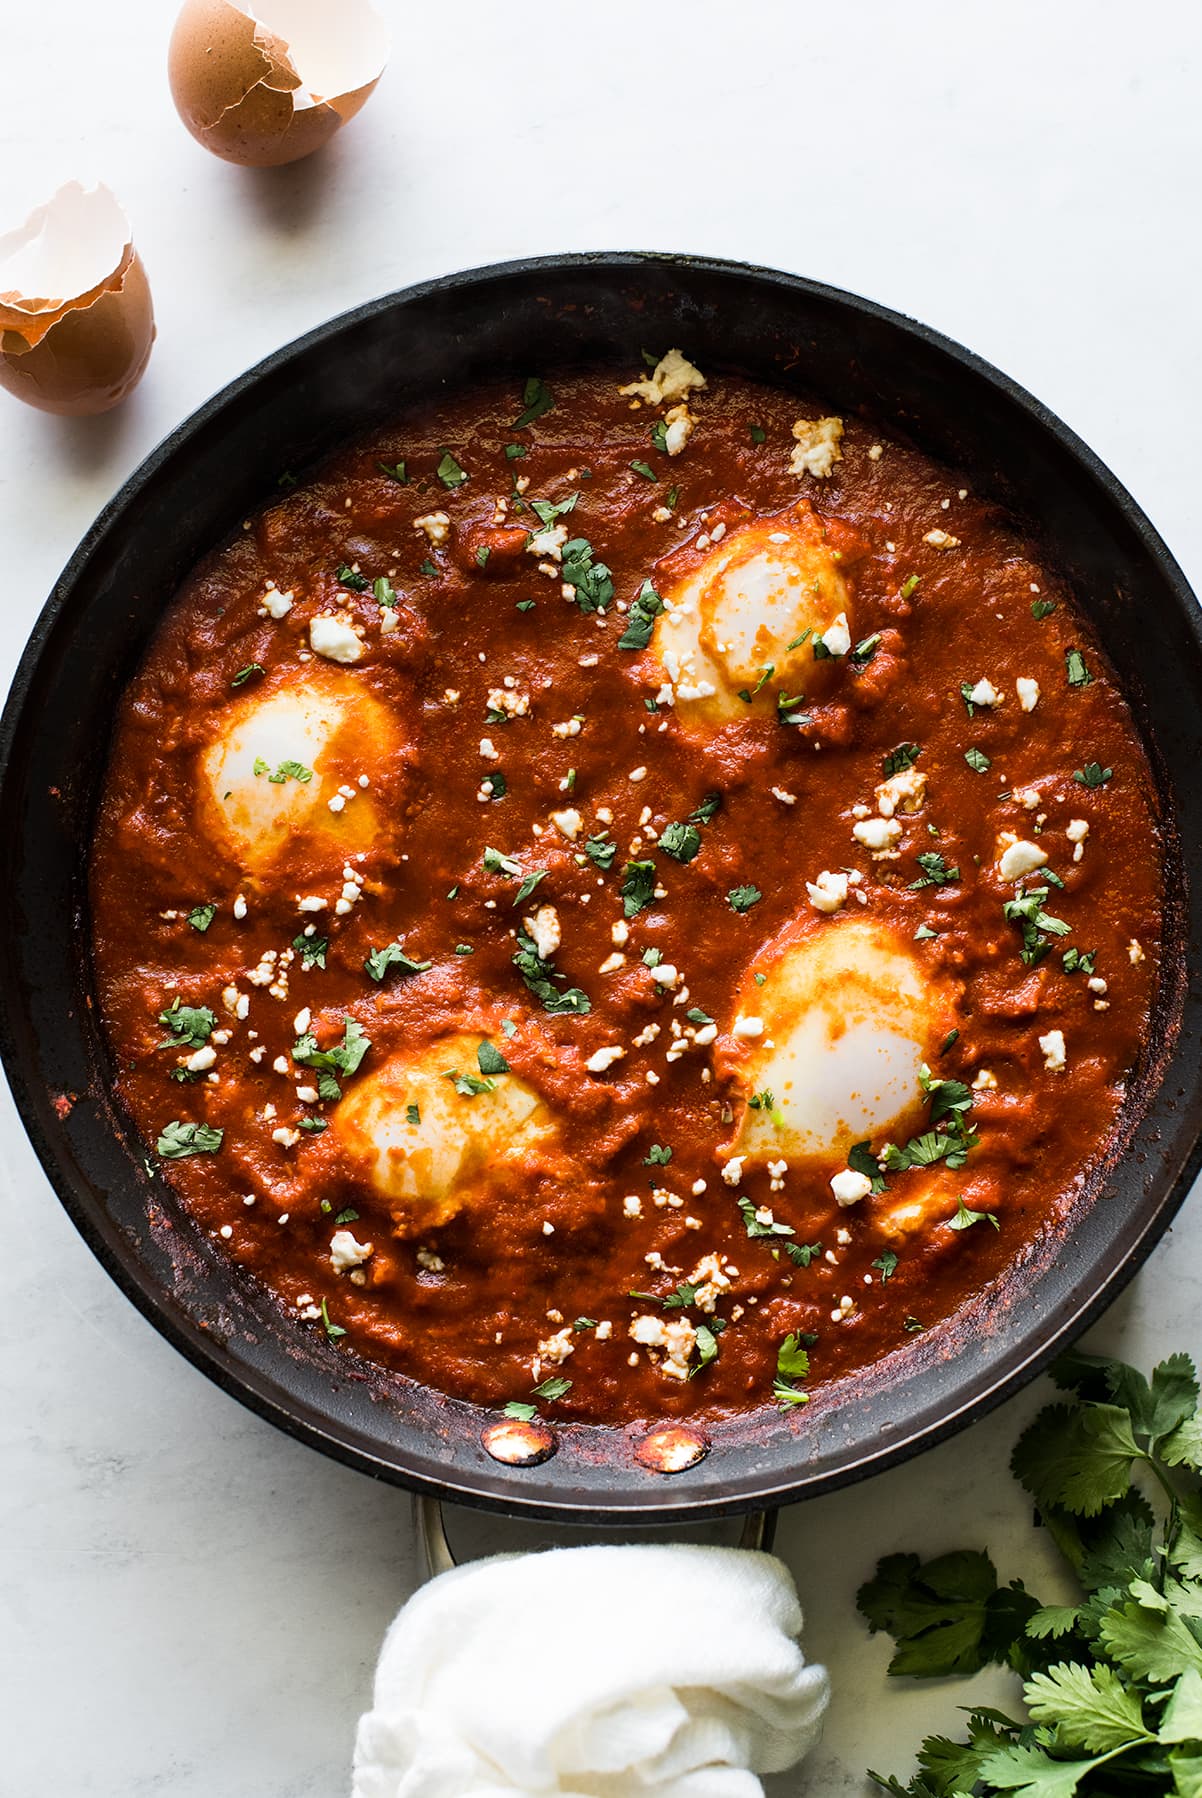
[859,1349,1202,1798]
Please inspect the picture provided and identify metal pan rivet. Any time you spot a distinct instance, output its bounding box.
[635,1424,709,1474]
[481,1418,557,1467]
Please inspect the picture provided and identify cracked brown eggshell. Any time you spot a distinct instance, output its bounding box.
[0,183,155,416]
[168,0,389,167]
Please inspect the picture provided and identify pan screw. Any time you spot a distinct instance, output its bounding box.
[634,1424,709,1473]
[481,1418,557,1467]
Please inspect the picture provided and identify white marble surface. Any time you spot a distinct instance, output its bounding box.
[2,2,1201,1792]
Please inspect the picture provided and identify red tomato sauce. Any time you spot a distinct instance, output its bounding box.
[89,364,1164,1427]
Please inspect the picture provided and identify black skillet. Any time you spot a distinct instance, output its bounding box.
[2,253,1200,1524]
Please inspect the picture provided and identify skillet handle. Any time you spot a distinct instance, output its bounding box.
[416,1494,777,1579]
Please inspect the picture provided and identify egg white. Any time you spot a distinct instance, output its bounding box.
[653,501,851,723]
[332,1032,565,1234]
[722,916,956,1165]
[197,672,401,874]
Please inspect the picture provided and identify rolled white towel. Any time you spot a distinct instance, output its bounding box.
[353,1541,829,1797]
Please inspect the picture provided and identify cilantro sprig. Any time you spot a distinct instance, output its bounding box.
[860,1348,1202,1798]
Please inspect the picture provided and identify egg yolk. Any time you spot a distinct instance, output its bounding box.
[331,1031,567,1235]
[719,915,959,1166]
[197,670,403,876]
[653,499,852,723]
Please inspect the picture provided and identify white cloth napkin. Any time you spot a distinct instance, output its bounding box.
[352,1541,829,1798]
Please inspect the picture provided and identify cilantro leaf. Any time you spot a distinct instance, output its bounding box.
[512,376,554,429]
[364,941,432,982]
[512,930,590,1015]
[187,903,216,932]
[617,580,664,650]
[157,1120,223,1158]
[884,742,922,777]
[621,860,658,917]
[436,449,468,489]
[157,998,216,1049]
[1023,1662,1152,1753]
[727,883,762,913]
[1011,1403,1142,1516]
[658,821,701,864]
[477,1040,510,1077]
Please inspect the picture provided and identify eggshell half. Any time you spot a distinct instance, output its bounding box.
[169,0,389,167]
[0,183,154,415]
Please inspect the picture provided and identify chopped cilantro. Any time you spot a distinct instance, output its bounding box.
[503,1400,537,1421]
[291,1017,371,1101]
[949,1197,999,1231]
[320,1298,346,1341]
[513,869,548,905]
[364,942,432,982]
[965,746,992,773]
[617,579,665,650]
[530,493,578,530]
[1031,595,1057,618]
[532,1376,572,1402]
[910,852,960,890]
[848,1140,888,1193]
[883,742,922,777]
[585,833,617,871]
[658,821,701,864]
[650,419,668,452]
[1066,648,1093,687]
[900,574,920,599]
[851,633,882,666]
[749,424,767,445]
[644,1143,673,1166]
[406,1103,421,1125]
[445,1068,496,1098]
[873,1250,899,1282]
[299,1116,327,1133]
[266,760,312,785]
[504,443,527,462]
[377,459,407,483]
[292,933,327,970]
[1003,885,1071,966]
[689,792,723,825]
[231,663,263,687]
[373,575,398,607]
[512,377,554,430]
[727,884,763,913]
[562,537,614,612]
[914,923,938,941]
[419,558,438,577]
[686,1006,713,1025]
[157,1120,223,1159]
[157,999,216,1049]
[335,563,370,591]
[477,1040,510,1077]
[1062,946,1097,976]
[739,1196,795,1240]
[630,459,658,482]
[621,859,658,918]
[436,450,468,489]
[774,1333,811,1407]
[512,931,590,1015]
[785,1241,823,1267]
[1074,762,1113,788]
[187,903,216,933]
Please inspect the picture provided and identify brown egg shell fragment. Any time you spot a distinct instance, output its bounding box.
[0,245,154,417]
[168,0,385,168]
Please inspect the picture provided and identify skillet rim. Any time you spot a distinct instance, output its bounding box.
[2,248,1200,1522]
